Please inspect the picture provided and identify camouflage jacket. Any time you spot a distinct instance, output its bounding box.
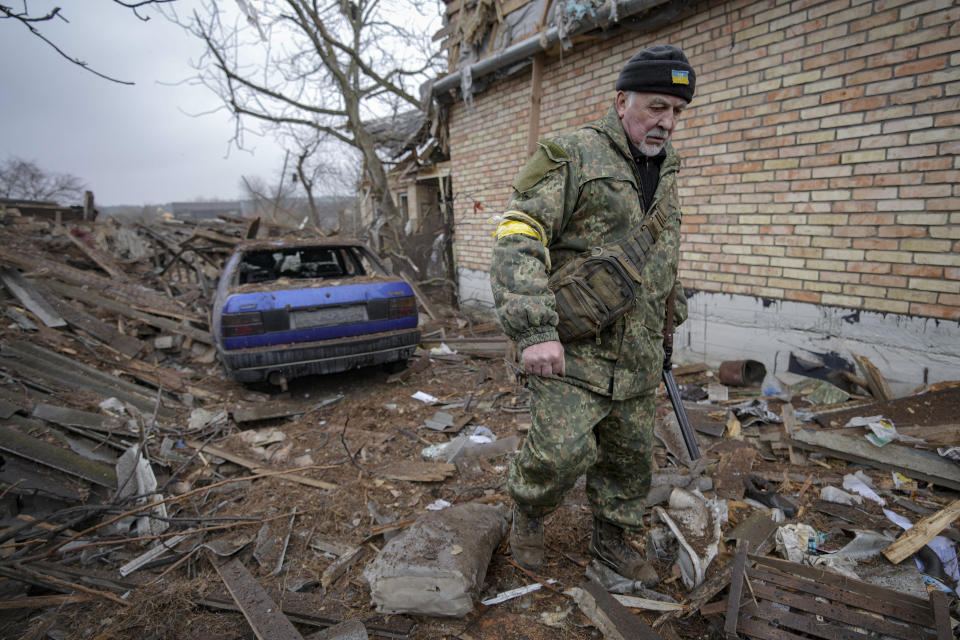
[490,104,688,399]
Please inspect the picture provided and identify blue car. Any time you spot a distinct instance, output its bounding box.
[211,240,420,386]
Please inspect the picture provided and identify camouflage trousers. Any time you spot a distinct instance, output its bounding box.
[507,375,656,531]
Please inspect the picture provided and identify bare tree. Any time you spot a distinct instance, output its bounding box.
[240,165,300,227]
[290,131,359,228]
[0,156,86,203]
[176,0,441,262]
[1,1,176,84]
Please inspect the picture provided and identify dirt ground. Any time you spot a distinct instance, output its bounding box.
[0,215,955,640]
[0,288,720,640]
[0,321,712,640]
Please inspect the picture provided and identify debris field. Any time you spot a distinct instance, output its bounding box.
[0,207,957,639]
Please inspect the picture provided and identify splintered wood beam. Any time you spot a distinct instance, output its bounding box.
[379,461,457,482]
[0,593,92,610]
[0,424,117,488]
[0,267,67,328]
[184,440,338,491]
[43,279,213,345]
[724,541,749,638]
[211,557,305,640]
[882,499,960,565]
[65,230,127,280]
[853,353,893,402]
[789,428,960,491]
[575,579,666,640]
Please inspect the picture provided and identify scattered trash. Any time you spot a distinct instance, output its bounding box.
[425,499,452,510]
[653,488,724,589]
[843,471,885,505]
[820,485,863,506]
[774,523,823,564]
[481,579,557,606]
[730,398,781,425]
[411,391,439,404]
[844,415,925,447]
[429,342,456,355]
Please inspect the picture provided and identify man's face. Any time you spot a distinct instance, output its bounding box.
[615,91,688,157]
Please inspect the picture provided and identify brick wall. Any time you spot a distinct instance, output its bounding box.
[447,0,959,320]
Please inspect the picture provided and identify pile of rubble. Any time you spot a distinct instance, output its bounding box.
[0,208,956,639]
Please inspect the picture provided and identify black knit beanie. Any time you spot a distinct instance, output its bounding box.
[615,44,696,103]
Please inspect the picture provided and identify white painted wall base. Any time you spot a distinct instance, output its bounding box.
[458,268,960,398]
[675,292,960,398]
[457,266,496,310]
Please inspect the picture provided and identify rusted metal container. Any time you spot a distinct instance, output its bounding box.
[718,359,766,386]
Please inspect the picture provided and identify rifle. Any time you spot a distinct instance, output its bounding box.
[663,286,701,460]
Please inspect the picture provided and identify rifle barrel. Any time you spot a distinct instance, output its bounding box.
[663,367,701,460]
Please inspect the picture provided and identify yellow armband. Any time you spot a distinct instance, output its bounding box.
[490,210,551,270]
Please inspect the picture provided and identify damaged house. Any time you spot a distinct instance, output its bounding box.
[428,0,960,392]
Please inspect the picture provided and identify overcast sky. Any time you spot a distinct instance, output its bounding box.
[1,2,292,206]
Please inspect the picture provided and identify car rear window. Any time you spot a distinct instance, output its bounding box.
[238,246,371,284]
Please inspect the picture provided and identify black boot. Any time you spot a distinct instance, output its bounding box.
[510,505,544,570]
[590,517,658,587]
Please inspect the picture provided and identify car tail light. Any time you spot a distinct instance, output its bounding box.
[222,311,265,337]
[388,296,417,319]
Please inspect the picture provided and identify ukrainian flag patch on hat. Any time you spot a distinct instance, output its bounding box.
[672,69,689,85]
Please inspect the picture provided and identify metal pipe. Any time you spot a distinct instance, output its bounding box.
[432,0,668,97]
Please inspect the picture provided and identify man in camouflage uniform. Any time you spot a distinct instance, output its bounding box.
[489,45,695,586]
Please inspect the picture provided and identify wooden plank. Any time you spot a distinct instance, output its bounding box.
[733,617,809,640]
[320,545,362,589]
[0,250,200,323]
[420,335,509,355]
[853,353,893,402]
[43,279,213,345]
[211,557,305,640]
[65,230,127,280]
[199,587,415,638]
[379,461,457,482]
[724,542,748,638]
[740,600,868,640]
[2,340,177,418]
[112,357,188,393]
[882,499,960,564]
[32,403,125,431]
[0,267,67,328]
[789,428,960,490]
[577,579,666,640]
[931,590,952,640]
[672,362,709,377]
[713,445,755,500]
[34,280,143,357]
[185,440,337,491]
[750,554,934,612]
[747,561,935,627]
[189,227,243,246]
[0,424,117,488]
[232,395,341,423]
[746,579,931,640]
[780,403,805,465]
[0,593,93,610]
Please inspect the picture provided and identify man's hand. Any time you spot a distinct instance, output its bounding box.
[522,340,565,378]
